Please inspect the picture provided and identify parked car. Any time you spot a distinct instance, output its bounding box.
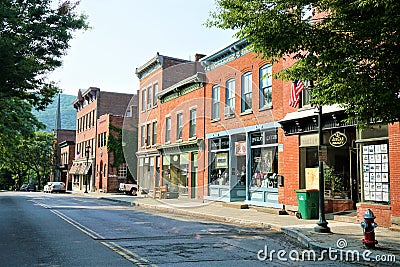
[43,182,52,193]
[119,183,137,196]
[20,184,36,192]
[47,182,66,193]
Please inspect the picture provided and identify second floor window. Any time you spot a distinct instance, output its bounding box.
[260,65,272,108]
[212,84,220,120]
[300,81,312,108]
[165,117,171,143]
[140,125,145,147]
[147,86,152,109]
[226,79,235,108]
[177,113,183,140]
[152,121,157,146]
[146,123,151,147]
[189,109,196,138]
[141,88,146,112]
[153,83,158,106]
[241,72,252,112]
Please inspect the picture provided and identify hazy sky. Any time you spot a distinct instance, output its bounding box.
[49,0,235,96]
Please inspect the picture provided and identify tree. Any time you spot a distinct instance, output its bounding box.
[207,0,400,126]
[1,132,55,189]
[0,0,88,141]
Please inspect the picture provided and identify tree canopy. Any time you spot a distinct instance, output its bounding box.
[207,0,400,126]
[0,0,88,141]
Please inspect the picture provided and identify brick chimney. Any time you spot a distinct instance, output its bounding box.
[194,53,206,62]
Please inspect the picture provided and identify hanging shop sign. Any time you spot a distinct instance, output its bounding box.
[329,132,347,147]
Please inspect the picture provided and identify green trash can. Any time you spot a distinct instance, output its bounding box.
[295,189,319,219]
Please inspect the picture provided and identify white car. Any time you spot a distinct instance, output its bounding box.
[45,182,66,193]
[43,182,53,193]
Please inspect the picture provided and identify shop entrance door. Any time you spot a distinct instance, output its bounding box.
[191,153,198,199]
[350,147,358,209]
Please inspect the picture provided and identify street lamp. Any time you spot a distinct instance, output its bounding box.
[84,145,90,193]
[312,82,330,233]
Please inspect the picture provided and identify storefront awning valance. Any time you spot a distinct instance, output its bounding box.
[69,163,81,175]
[157,139,203,153]
[278,105,355,136]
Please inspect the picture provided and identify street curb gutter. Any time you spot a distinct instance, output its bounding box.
[281,227,330,251]
[98,197,282,231]
[99,197,331,252]
[133,201,284,232]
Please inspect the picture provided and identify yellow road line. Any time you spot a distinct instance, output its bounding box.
[35,200,156,266]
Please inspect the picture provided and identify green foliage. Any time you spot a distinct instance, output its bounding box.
[107,124,125,169]
[0,132,54,189]
[207,0,400,126]
[0,0,88,146]
[32,94,77,132]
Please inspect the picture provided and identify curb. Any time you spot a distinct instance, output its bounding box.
[97,196,400,264]
[133,201,284,232]
[99,196,283,231]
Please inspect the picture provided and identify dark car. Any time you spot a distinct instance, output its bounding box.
[20,184,36,192]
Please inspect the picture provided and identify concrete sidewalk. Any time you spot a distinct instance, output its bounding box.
[84,192,400,264]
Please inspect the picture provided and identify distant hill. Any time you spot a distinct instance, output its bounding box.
[33,94,76,132]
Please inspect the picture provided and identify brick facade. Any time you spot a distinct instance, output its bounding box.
[96,114,129,193]
[71,87,134,193]
[136,54,202,198]
[389,122,400,219]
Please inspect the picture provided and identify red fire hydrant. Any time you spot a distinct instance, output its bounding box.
[360,209,378,248]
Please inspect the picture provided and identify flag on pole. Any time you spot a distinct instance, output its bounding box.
[289,80,305,108]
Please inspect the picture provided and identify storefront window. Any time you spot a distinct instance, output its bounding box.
[209,137,229,186]
[210,151,229,185]
[250,130,278,188]
[251,147,277,188]
[162,153,189,196]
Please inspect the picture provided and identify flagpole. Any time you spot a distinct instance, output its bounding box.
[314,83,330,233]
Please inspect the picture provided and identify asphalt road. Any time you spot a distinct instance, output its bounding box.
[0,192,358,266]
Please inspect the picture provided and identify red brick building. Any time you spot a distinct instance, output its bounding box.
[70,87,134,193]
[53,129,76,186]
[59,139,75,190]
[95,114,133,192]
[135,53,205,198]
[201,39,288,207]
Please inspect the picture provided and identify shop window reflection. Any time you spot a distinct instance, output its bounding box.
[251,147,278,188]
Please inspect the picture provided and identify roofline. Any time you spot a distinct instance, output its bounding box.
[157,72,206,98]
[135,53,192,78]
[200,39,248,63]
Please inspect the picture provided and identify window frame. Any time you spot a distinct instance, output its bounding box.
[165,116,171,143]
[147,85,152,109]
[141,87,146,112]
[212,84,220,120]
[153,83,158,106]
[152,121,157,146]
[176,113,183,140]
[146,123,151,147]
[259,65,272,109]
[189,108,197,138]
[241,72,252,113]
[140,125,146,147]
[226,79,235,108]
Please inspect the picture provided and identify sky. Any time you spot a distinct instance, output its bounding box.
[48,0,236,96]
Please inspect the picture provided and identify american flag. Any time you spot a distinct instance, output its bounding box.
[289,80,305,108]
